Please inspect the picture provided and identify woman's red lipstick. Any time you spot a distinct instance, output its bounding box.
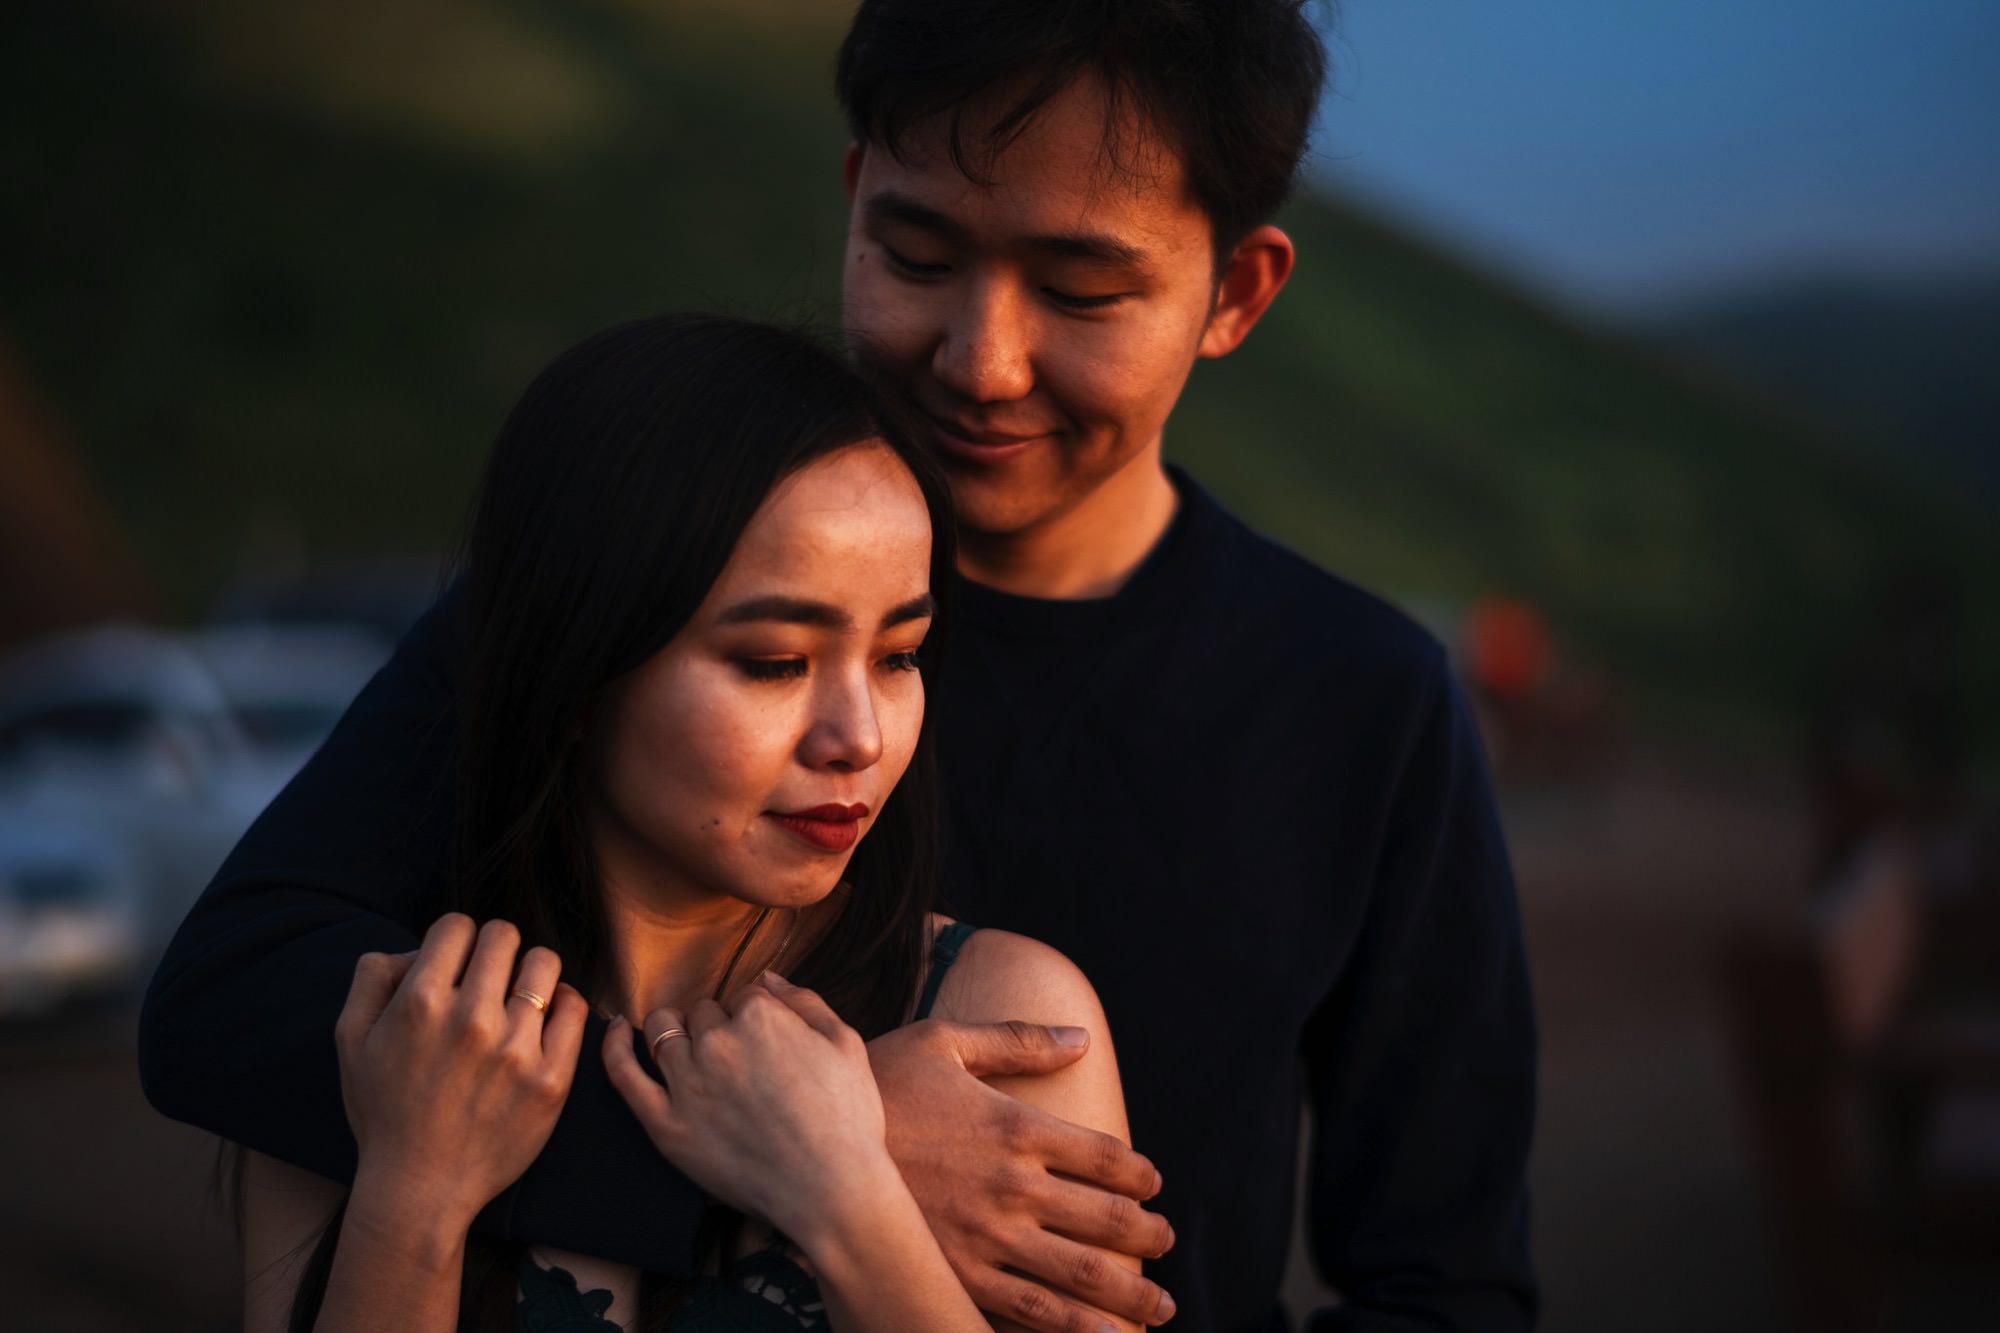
[768,803,869,852]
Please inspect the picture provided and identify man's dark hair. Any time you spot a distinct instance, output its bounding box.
[836,0,1329,260]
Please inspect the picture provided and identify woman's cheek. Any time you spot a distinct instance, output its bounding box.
[683,686,798,820]
[880,681,927,787]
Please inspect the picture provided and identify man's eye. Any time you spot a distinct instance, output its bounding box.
[882,245,949,277]
[737,658,807,681]
[1044,288,1123,312]
[883,651,923,673]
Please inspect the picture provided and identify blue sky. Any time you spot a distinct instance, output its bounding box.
[1313,0,2000,315]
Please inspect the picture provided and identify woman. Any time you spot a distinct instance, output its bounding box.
[237,314,1137,1331]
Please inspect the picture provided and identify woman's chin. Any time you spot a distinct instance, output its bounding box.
[731,867,852,914]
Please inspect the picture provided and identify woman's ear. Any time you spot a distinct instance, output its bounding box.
[1198,225,1296,360]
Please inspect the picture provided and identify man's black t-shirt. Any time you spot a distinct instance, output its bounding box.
[140,469,1536,1331]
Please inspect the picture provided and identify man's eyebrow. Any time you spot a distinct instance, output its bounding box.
[1023,230,1150,272]
[715,592,937,631]
[863,189,1151,273]
[862,190,970,244]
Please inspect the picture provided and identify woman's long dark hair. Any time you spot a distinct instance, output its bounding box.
[283,314,954,1331]
[450,311,953,1039]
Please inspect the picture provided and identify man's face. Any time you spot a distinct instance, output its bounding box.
[841,78,1223,541]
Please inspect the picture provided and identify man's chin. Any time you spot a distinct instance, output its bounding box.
[940,474,1056,542]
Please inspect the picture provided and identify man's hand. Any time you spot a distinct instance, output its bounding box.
[870,1019,1177,1330]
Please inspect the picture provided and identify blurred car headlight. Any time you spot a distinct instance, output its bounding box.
[0,862,145,1015]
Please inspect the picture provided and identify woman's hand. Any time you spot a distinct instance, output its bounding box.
[602,972,902,1249]
[336,912,589,1236]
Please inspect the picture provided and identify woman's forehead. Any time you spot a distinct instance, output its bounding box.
[709,448,933,600]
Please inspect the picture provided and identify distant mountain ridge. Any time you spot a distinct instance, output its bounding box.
[1652,275,2000,500]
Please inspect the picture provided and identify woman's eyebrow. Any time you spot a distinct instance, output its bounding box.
[714,592,935,631]
[882,592,937,629]
[716,596,848,629]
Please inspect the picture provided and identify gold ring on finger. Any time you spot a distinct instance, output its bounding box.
[509,988,549,1012]
[651,1026,690,1055]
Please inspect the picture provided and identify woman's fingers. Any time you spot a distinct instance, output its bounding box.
[457,918,522,1012]
[334,950,415,1051]
[505,945,562,1034]
[760,971,850,1043]
[686,996,729,1041]
[539,982,590,1069]
[643,1006,696,1076]
[603,1016,679,1150]
[404,912,478,996]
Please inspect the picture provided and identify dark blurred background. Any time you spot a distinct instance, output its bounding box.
[2,2,1995,1330]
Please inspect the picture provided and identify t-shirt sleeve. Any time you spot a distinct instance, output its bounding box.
[135,588,708,1272]
[1298,650,1539,1331]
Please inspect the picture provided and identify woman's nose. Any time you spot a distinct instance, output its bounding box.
[800,673,884,772]
[932,281,1033,404]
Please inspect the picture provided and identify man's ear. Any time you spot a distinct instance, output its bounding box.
[1198,225,1296,359]
[843,142,863,203]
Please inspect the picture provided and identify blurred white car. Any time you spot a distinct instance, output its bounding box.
[194,624,387,792]
[0,622,384,1015]
[0,819,144,1016]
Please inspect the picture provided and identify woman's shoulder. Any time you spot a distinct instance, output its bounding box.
[920,917,1129,1143]
[923,915,1106,1034]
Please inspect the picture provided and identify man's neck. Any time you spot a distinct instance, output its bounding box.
[956,456,1180,600]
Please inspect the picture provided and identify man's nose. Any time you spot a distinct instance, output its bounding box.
[800,671,884,772]
[932,280,1033,404]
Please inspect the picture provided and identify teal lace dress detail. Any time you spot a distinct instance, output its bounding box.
[517,1259,619,1332]
[519,923,979,1332]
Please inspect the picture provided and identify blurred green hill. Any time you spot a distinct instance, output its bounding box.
[4,1,1993,748]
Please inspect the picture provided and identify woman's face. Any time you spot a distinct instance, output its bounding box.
[584,443,936,915]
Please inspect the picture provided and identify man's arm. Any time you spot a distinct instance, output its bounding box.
[931,928,1155,1332]
[136,590,709,1270]
[1302,652,1538,1331]
[867,1017,1175,1333]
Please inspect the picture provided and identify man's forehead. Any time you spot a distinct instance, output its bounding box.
[864,72,1191,213]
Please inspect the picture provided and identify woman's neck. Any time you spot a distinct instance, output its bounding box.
[594,876,770,1022]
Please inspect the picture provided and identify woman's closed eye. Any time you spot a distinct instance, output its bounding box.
[735,651,924,682]
[736,658,808,682]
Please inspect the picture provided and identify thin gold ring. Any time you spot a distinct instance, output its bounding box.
[509,988,549,1012]
[651,1026,690,1055]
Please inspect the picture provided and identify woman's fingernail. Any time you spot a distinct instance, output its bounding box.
[763,970,791,988]
[1053,1025,1089,1047]
[1155,1289,1177,1322]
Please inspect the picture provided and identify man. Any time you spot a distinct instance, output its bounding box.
[142,2,1537,1329]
